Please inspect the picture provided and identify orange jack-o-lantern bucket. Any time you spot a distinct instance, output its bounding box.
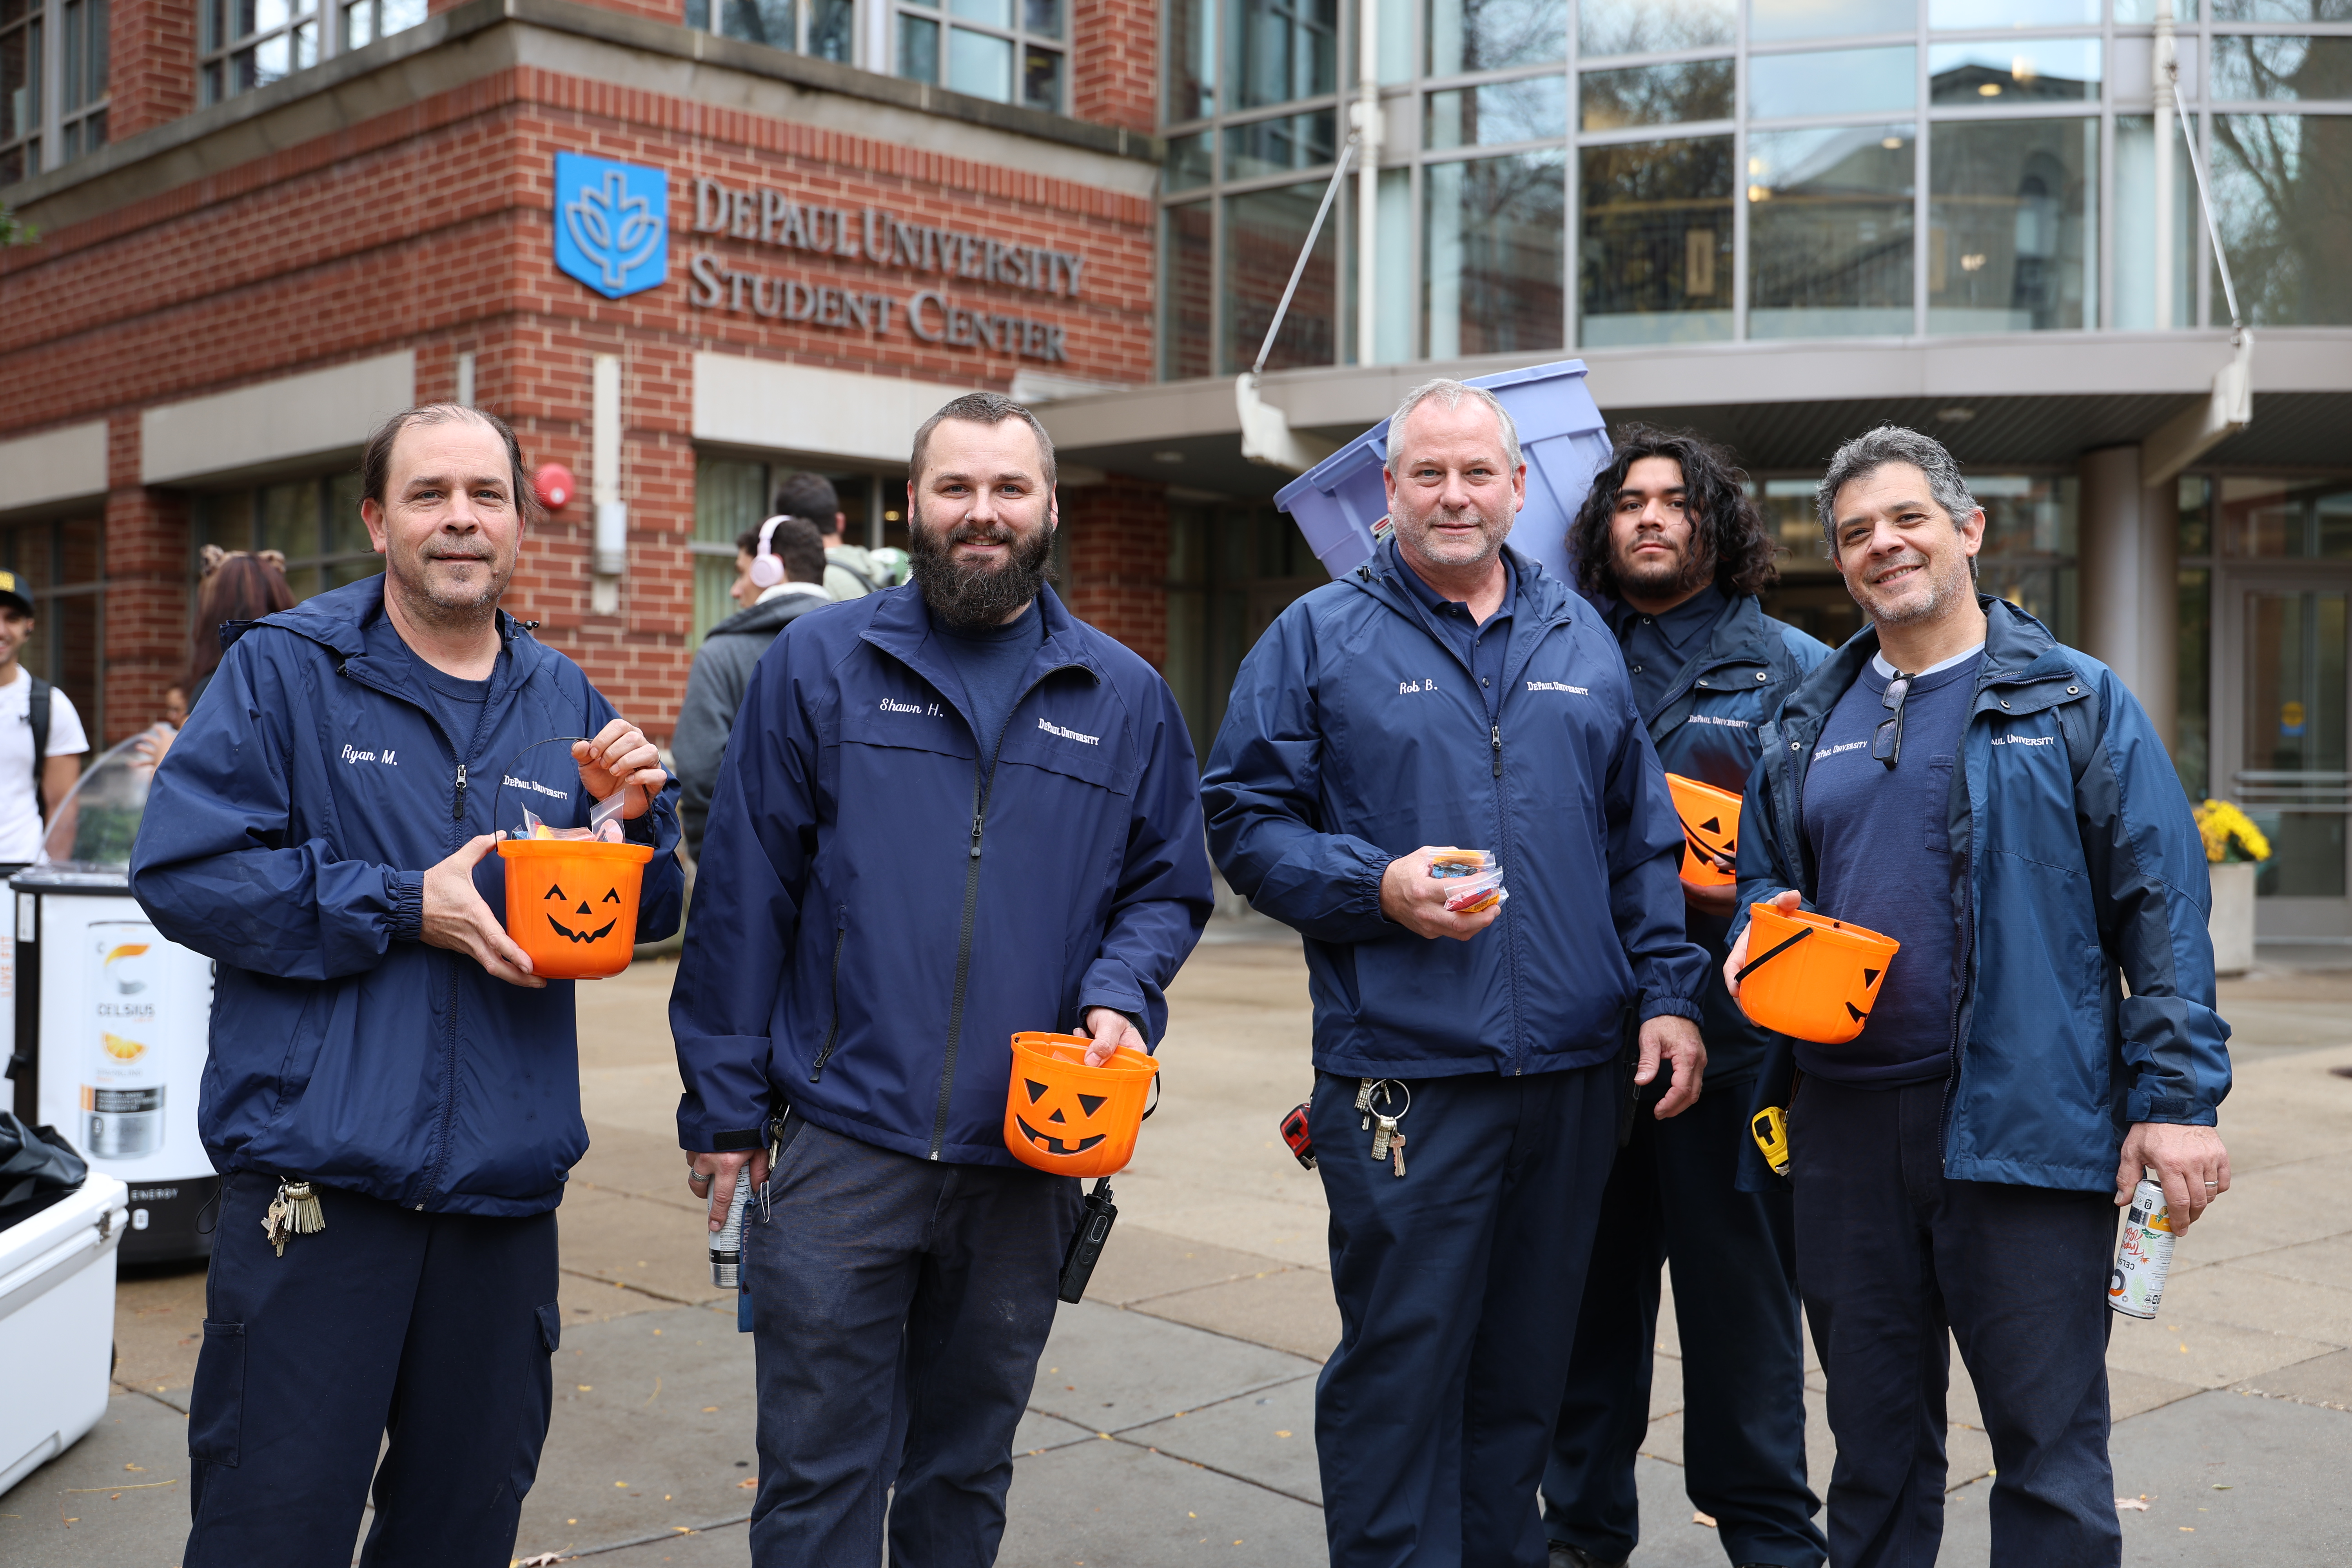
[1734,902,1901,1045]
[1665,773,1742,888]
[496,838,655,980]
[1002,1032,1158,1179]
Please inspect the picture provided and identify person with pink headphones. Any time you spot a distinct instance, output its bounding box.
[674,514,832,859]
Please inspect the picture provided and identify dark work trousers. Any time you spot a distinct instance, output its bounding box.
[1311,1062,1617,1568]
[1793,1076,2122,1568]
[1543,1072,1824,1567]
[742,1117,1080,1568]
[182,1171,561,1568]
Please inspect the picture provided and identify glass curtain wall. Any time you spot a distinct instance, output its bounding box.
[1158,0,2349,370]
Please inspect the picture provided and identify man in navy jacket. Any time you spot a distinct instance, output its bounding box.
[1726,425,2230,1568]
[671,393,1212,1566]
[131,404,683,1568]
[1543,428,1829,1568]
[1203,379,1708,1568]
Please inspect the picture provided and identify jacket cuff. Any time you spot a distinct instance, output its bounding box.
[1361,850,1400,923]
[387,870,424,943]
[2128,1089,2217,1126]
[1639,997,1704,1025]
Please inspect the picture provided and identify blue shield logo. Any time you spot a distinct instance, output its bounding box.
[554,152,668,299]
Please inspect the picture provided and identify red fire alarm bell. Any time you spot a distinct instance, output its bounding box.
[535,463,576,511]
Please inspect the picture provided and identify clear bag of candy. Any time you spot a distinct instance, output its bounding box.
[1428,848,1506,913]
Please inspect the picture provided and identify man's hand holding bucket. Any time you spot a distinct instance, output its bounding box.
[573,717,667,818]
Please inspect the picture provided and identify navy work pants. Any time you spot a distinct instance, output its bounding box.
[1543,1072,1824,1566]
[1312,1062,1617,1568]
[1793,1076,2121,1568]
[183,1171,561,1568]
[742,1117,1080,1568]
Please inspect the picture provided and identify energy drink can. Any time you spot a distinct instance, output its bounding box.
[2109,1175,2174,1319]
[709,1178,750,1289]
[85,927,165,1160]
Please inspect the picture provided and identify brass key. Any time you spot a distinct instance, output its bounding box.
[1390,1132,1406,1179]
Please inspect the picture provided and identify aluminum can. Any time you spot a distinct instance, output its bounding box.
[2109,1175,2174,1319]
[709,1178,750,1290]
[85,927,165,1159]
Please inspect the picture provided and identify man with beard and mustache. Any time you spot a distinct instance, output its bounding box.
[1541,429,1829,1568]
[671,391,1212,1567]
[1203,380,1707,1568]
[1724,426,2230,1568]
[131,404,684,1568]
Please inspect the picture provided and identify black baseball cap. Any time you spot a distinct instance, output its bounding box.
[0,571,32,617]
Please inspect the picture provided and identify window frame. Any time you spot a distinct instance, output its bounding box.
[2,0,111,182]
[194,0,425,109]
[892,0,1070,116]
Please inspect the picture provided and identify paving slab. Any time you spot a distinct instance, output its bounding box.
[0,1387,190,1568]
[1027,1300,1321,1434]
[1000,1430,1329,1566]
[110,1261,209,1412]
[588,1519,754,1564]
[1127,1268,1342,1364]
[1085,1225,1298,1308]
[2232,1347,2352,1411]
[1118,1374,1323,1506]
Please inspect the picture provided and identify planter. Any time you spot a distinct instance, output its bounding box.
[2209,860,2256,978]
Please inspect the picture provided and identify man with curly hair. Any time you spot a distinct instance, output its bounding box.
[1543,427,1831,1568]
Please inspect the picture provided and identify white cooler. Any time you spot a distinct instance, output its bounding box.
[0,1172,130,1497]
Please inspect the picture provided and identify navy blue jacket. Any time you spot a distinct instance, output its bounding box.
[1733,597,2230,1193]
[129,577,684,1217]
[1610,592,1829,1088]
[1203,538,1706,1077]
[668,583,1213,1166]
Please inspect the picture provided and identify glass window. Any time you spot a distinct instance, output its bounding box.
[2114,0,2198,18]
[341,0,423,50]
[1578,59,1733,131]
[2211,114,2352,325]
[2217,477,2352,558]
[0,515,104,739]
[1164,202,1215,379]
[200,0,319,105]
[2,0,41,184]
[2177,560,2210,800]
[2210,35,2352,102]
[1229,0,1336,109]
[1225,182,1340,371]
[692,457,767,646]
[1927,118,2096,333]
[194,473,380,607]
[1167,131,1215,191]
[2207,0,2348,16]
[1426,0,1565,78]
[1929,0,2099,27]
[1928,39,2102,103]
[1225,108,1338,176]
[1577,0,1734,58]
[1579,135,1735,345]
[1748,125,1916,338]
[2111,114,2196,329]
[1748,46,1916,120]
[1426,150,1567,355]
[58,0,104,160]
[1426,74,1568,147]
[1169,0,1217,120]
[1973,473,2079,644]
[894,0,1061,109]
[1749,0,1915,45]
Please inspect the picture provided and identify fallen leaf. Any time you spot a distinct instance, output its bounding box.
[702,1406,719,1413]
[1273,1430,1292,1438]
[2212,1484,2232,1490]
[2116,1498,2151,1512]
[124,1464,144,1472]
[2181,1526,2195,1532]
[614,1481,629,1488]
[738,1478,757,1489]
[1693,1511,1717,1527]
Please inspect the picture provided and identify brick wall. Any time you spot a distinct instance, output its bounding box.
[107,0,198,141]
[1070,0,1157,134]
[0,54,1158,744]
[1061,472,1167,669]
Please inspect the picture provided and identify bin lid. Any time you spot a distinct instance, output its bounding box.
[27,728,174,878]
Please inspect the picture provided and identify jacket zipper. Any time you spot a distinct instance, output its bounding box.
[808,907,850,1082]
[926,661,1095,1161]
[452,762,468,821]
[1490,715,1530,1074]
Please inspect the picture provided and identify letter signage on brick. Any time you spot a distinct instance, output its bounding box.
[554,152,670,300]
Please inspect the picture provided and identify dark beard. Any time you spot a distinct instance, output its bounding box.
[907,506,1056,630]
[1610,535,1711,601]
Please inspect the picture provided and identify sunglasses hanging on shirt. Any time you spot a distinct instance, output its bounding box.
[1872,673,1913,769]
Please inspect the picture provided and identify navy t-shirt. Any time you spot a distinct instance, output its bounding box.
[1397,553,1517,724]
[1608,584,1728,715]
[1797,648,1983,1086]
[935,600,1047,762]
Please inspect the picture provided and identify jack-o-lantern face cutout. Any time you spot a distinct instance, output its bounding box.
[1014,1076,1111,1157]
[543,881,624,946]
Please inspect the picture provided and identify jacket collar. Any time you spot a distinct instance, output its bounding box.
[708,590,822,639]
[1779,594,2078,738]
[858,580,1104,708]
[1347,534,1579,631]
[230,574,547,687]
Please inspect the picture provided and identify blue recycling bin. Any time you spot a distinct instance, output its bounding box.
[1274,359,1612,584]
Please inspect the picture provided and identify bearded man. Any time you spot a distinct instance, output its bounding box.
[671,391,1212,1567]
[1202,379,1707,1568]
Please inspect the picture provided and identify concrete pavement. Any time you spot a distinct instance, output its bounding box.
[8,933,2351,1565]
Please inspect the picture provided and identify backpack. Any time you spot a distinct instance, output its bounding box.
[27,676,50,822]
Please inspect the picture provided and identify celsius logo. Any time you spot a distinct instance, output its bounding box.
[555,152,670,299]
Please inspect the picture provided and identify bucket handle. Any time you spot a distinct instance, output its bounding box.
[1734,923,1815,985]
[492,736,592,837]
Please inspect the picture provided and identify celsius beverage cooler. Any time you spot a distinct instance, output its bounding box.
[6,732,217,1265]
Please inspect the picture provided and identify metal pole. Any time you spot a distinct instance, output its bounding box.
[1252,134,1357,377]
[2153,0,2176,328]
[1354,0,1382,365]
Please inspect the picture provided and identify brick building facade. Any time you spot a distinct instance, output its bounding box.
[0,0,1168,753]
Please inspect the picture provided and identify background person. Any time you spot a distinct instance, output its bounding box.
[1726,425,2230,1568]
[771,470,882,600]
[1203,379,1708,1568]
[131,404,683,1568]
[1543,428,1829,1568]
[673,514,831,860]
[673,392,1212,1567]
[183,544,298,713]
[0,568,87,863]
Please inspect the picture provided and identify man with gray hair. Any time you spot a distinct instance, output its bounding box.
[1723,425,2230,1567]
[1204,378,1707,1567]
